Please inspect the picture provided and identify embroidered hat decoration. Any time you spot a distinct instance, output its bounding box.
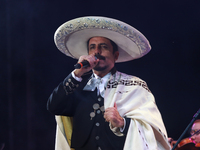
[54,16,151,63]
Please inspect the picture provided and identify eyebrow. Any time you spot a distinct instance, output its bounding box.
[89,43,108,47]
[99,43,108,46]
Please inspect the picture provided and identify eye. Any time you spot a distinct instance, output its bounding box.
[89,45,95,50]
[100,44,108,50]
[102,45,108,49]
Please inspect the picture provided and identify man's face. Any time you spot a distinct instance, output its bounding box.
[88,37,119,72]
[190,122,200,144]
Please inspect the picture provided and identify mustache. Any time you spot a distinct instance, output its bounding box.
[95,53,105,60]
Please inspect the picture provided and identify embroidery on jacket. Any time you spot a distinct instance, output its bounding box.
[107,78,151,93]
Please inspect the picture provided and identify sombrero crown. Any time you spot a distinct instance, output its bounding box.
[54,16,151,62]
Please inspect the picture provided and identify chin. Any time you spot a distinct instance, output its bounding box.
[93,65,107,71]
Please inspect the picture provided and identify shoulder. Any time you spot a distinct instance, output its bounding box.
[115,71,151,93]
[116,71,144,81]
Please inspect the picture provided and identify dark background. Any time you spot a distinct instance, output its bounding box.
[1,0,200,149]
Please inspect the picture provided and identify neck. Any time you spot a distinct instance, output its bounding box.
[93,70,109,78]
[93,67,116,78]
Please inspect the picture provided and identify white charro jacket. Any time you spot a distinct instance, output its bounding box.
[54,71,171,150]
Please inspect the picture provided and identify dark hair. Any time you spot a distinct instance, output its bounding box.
[194,119,200,124]
[87,37,118,53]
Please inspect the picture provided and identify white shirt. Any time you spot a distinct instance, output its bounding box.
[71,71,111,97]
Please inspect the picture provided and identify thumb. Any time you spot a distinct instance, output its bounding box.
[114,102,117,109]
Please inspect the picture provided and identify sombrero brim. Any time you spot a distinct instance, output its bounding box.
[54,16,151,63]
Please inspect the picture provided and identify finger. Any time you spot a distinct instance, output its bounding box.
[114,102,117,109]
[88,55,99,67]
[104,114,109,122]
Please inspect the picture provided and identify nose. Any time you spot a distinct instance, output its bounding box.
[94,46,102,54]
[190,135,196,141]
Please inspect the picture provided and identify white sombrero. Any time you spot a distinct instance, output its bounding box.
[54,16,151,63]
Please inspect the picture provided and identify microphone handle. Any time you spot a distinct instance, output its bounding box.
[74,60,90,69]
[74,55,98,69]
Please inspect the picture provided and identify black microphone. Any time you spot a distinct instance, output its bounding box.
[74,54,105,69]
[74,59,91,69]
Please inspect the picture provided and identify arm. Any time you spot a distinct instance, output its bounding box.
[47,73,81,116]
[47,54,99,116]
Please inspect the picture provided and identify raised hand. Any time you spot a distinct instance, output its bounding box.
[104,102,124,128]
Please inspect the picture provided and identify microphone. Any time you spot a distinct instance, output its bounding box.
[74,54,105,69]
[74,59,92,69]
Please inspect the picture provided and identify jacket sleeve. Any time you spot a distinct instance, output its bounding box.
[121,117,131,135]
[47,73,81,116]
[109,116,131,136]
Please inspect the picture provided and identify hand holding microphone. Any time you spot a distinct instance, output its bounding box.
[73,53,105,78]
[74,53,105,69]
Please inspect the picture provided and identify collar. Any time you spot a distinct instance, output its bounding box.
[83,67,116,91]
[93,66,116,78]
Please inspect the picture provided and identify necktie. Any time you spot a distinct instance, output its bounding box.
[83,77,101,91]
[83,77,105,97]
[97,77,105,97]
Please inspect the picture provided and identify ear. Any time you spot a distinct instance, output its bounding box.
[114,51,119,61]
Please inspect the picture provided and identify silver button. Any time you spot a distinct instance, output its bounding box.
[100,106,105,112]
[65,82,69,86]
[93,103,100,110]
[95,136,99,140]
[98,98,101,101]
[97,110,101,114]
[98,147,101,150]
[96,122,100,126]
[90,112,95,118]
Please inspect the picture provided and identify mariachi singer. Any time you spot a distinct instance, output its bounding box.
[47,16,171,150]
